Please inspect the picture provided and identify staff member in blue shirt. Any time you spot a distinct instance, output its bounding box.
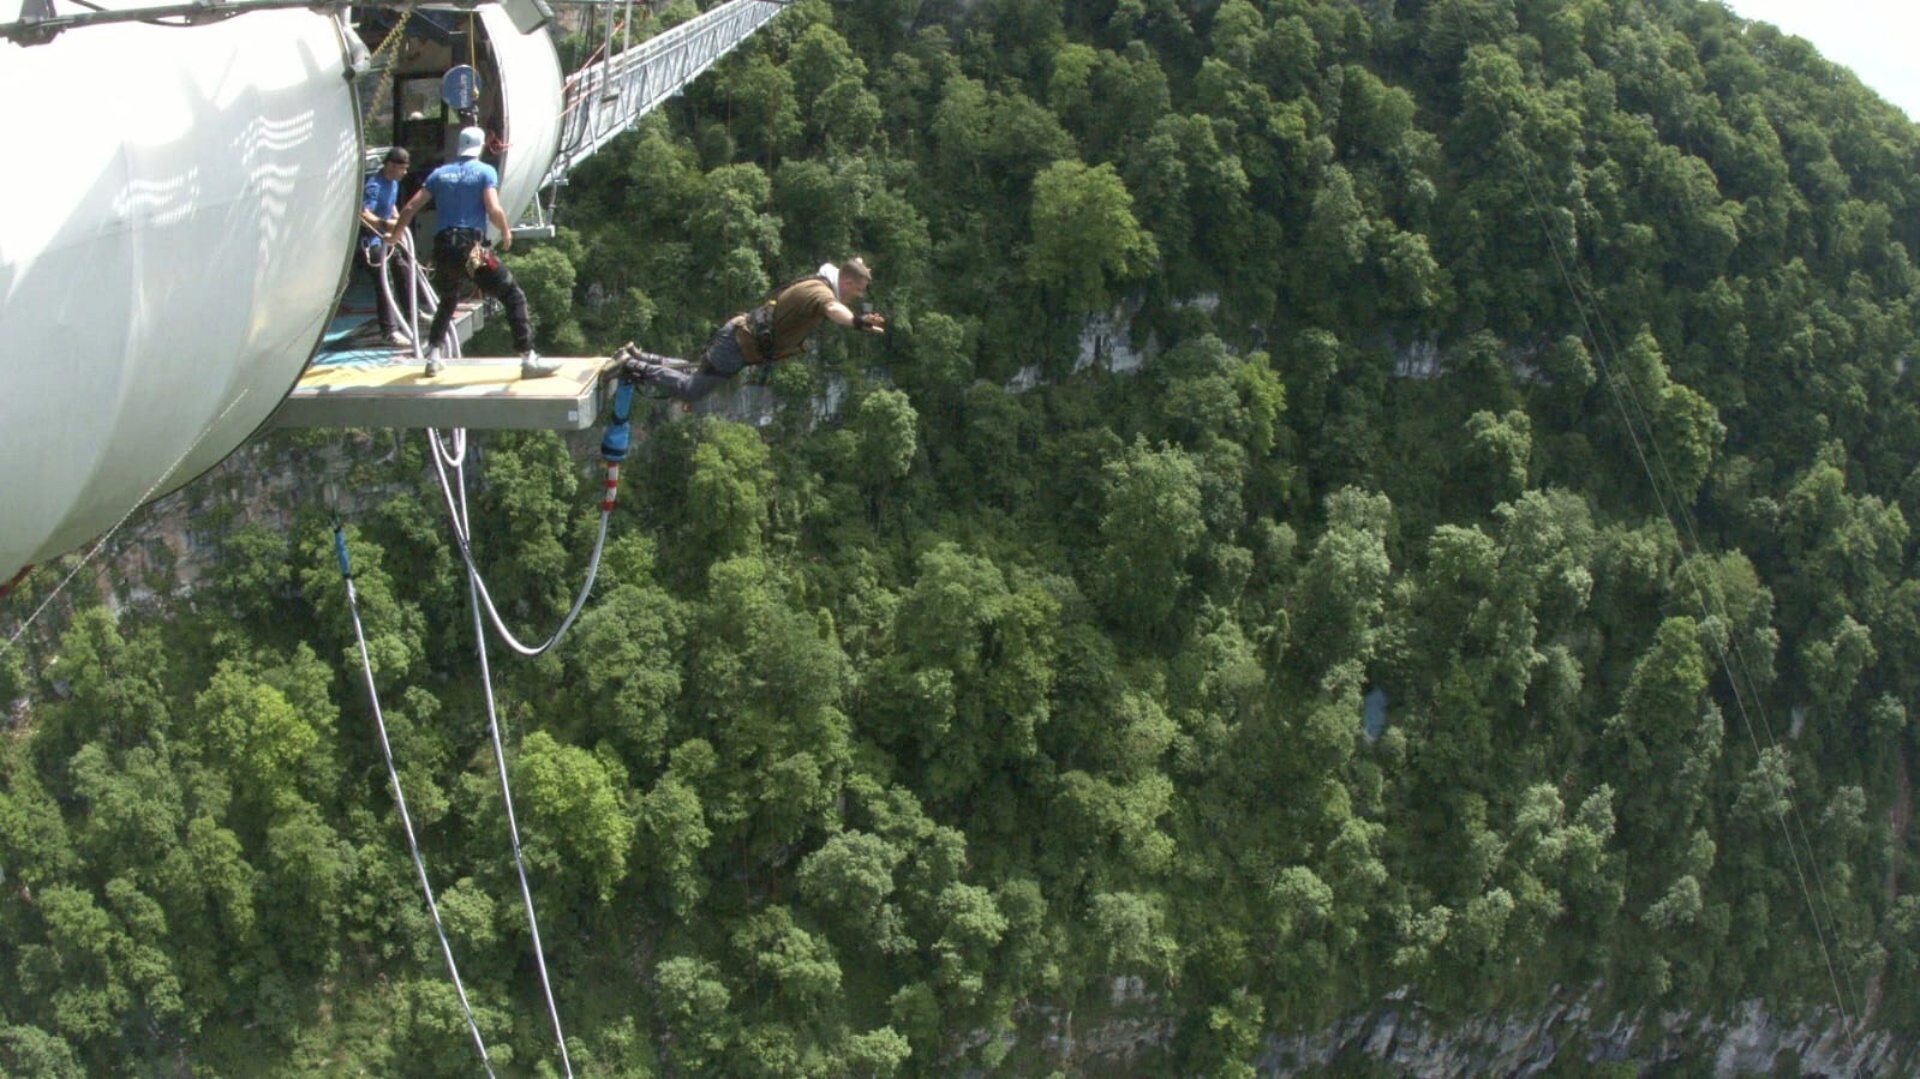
[359,146,419,347]
[387,126,558,379]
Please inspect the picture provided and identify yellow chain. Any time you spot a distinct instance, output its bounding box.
[362,10,414,136]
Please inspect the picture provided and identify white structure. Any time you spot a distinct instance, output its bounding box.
[0,4,371,581]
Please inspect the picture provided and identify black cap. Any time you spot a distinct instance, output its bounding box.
[384,147,411,165]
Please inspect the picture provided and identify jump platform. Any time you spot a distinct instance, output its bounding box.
[274,352,623,431]
[272,298,623,431]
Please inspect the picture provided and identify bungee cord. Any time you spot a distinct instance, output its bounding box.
[369,224,437,362]
[425,423,618,658]
[333,235,643,1075]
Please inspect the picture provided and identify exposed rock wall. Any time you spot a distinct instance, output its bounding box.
[1250,993,1913,1077]
[1025,981,1915,1077]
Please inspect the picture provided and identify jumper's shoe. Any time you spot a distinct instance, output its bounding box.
[520,350,561,379]
[611,343,645,382]
[619,357,658,386]
[423,347,444,378]
[383,330,413,348]
[619,348,679,385]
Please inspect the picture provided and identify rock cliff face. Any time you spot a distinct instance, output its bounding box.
[1013,979,1912,1067]
[40,304,1154,616]
[1048,980,1916,1077]
[1257,994,1914,1077]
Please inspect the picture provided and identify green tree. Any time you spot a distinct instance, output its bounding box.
[1289,487,1395,677]
[850,387,920,517]
[0,1023,84,1079]
[561,543,686,765]
[1602,617,1722,888]
[687,422,775,570]
[391,978,513,1079]
[775,159,855,260]
[842,1025,911,1078]
[510,732,634,903]
[798,830,911,954]
[637,765,713,918]
[687,556,853,860]
[869,544,1058,800]
[1027,160,1158,313]
[731,905,843,1010]
[687,164,781,312]
[259,799,350,975]
[504,240,585,354]
[1088,891,1177,983]
[731,52,801,162]
[1093,440,1204,636]
[930,882,1007,1002]
[190,661,321,808]
[300,525,428,681]
[471,430,582,618]
[653,955,736,1074]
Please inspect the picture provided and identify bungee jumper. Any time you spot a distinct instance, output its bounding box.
[616,256,887,403]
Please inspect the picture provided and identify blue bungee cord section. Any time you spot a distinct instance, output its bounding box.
[332,526,499,1079]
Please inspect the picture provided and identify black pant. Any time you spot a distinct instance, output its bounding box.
[426,228,534,354]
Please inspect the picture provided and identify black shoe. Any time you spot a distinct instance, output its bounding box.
[625,353,680,384]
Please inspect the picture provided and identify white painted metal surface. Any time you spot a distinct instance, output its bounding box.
[0,8,362,580]
[482,3,564,239]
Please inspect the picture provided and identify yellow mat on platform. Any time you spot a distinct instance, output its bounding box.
[298,356,599,394]
[279,357,621,431]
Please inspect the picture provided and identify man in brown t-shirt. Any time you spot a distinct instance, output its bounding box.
[619,257,886,404]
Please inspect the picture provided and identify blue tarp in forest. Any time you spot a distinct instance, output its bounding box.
[1363,687,1389,741]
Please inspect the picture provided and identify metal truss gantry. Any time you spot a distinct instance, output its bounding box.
[544,0,785,188]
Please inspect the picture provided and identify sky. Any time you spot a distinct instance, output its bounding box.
[1719,0,1920,120]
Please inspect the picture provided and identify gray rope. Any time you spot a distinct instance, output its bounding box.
[338,535,498,1077]
[440,440,577,1079]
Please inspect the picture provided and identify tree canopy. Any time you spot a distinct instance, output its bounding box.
[6,0,1920,1073]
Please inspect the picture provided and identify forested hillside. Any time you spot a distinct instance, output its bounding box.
[7,0,1920,1074]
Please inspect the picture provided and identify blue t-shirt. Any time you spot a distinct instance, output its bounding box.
[426,158,499,232]
[361,172,401,249]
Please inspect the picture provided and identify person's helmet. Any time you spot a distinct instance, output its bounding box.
[841,256,873,285]
[384,146,411,166]
[456,126,486,158]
